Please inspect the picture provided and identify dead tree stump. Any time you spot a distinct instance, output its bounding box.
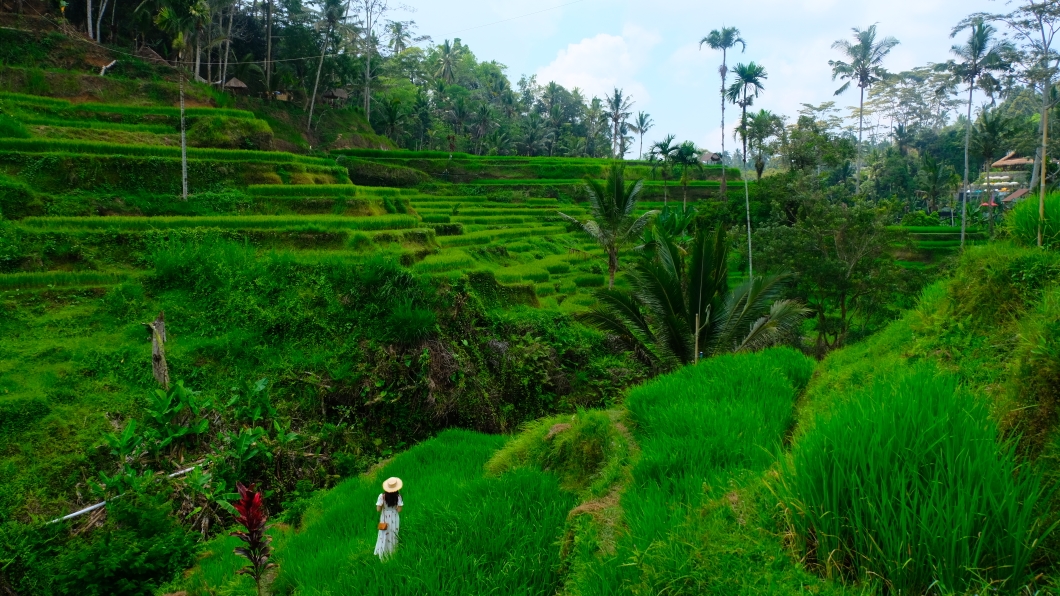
[145,311,170,390]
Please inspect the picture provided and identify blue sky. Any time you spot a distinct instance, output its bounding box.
[396,0,999,152]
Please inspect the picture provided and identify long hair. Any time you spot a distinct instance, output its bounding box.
[383,491,400,507]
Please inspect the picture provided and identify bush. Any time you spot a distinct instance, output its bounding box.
[1007,193,1060,249]
[573,274,605,288]
[901,210,939,226]
[777,366,1052,593]
[387,300,436,343]
[340,156,430,187]
[0,113,29,138]
[187,115,274,150]
[52,492,196,596]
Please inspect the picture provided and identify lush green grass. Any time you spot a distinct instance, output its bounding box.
[777,365,1051,594]
[263,429,575,595]
[18,214,419,232]
[245,184,423,197]
[1007,193,1060,249]
[0,138,335,165]
[0,271,128,290]
[18,117,175,134]
[437,226,567,247]
[560,349,848,595]
[0,91,255,119]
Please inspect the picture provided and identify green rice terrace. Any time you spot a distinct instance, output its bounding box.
[3,5,1060,596]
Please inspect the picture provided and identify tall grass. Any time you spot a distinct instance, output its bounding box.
[271,430,575,595]
[437,226,567,247]
[20,215,418,231]
[18,117,174,134]
[776,366,1053,594]
[0,271,127,290]
[246,184,358,197]
[566,349,826,595]
[0,92,255,119]
[0,138,334,165]
[1007,193,1060,249]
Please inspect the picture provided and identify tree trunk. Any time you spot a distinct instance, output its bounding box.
[308,24,335,129]
[265,0,273,94]
[988,161,995,238]
[94,0,108,42]
[86,0,94,40]
[222,7,234,87]
[195,37,202,81]
[1040,106,1049,247]
[961,84,973,249]
[743,167,752,279]
[856,85,864,195]
[146,311,170,390]
[720,48,727,197]
[607,249,617,289]
[180,65,188,201]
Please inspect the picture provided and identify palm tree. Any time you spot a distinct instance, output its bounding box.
[631,111,654,159]
[727,61,766,279]
[379,96,407,142]
[748,109,784,181]
[436,39,461,85]
[829,24,900,195]
[578,226,807,370]
[973,106,1013,237]
[675,141,703,208]
[606,88,635,159]
[308,0,347,129]
[701,27,746,197]
[649,134,678,205]
[558,164,658,289]
[917,154,959,216]
[948,17,1013,248]
[472,104,495,155]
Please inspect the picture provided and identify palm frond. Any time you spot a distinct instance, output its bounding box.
[733,299,809,353]
[712,274,790,354]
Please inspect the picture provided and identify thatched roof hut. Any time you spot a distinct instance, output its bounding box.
[224,77,249,92]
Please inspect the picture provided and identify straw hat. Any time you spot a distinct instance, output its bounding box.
[382,477,403,492]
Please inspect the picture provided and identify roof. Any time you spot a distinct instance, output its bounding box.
[1003,188,1030,202]
[224,77,248,89]
[323,88,349,99]
[993,151,1034,168]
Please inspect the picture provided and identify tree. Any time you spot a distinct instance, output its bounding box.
[982,2,1060,247]
[356,0,391,121]
[578,226,806,370]
[435,39,461,85]
[917,154,959,216]
[558,164,658,289]
[631,111,654,159]
[674,140,703,208]
[701,27,746,197]
[972,106,1014,236]
[947,17,1014,248]
[307,0,348,129]
[829,24,900,194]
[727,61,767,278]
[649,134,678,204]
[748,109,784,180]
[606,88,634,159]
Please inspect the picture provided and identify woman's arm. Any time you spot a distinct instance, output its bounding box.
[397,505,403,513]
[376,505,382,512]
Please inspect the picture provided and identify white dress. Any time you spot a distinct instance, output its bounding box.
[374,493,402,559]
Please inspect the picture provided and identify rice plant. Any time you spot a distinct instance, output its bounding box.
[776,366,1053,594]
[18,117,174,134]
[270,430,575,595]
[246,184,358,197]
[19,215,418,232]
[0,139,334,165]
[1006,193,1060,249]
[0,270,127,290]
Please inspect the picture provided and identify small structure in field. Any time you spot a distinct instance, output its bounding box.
[224,77,248,94]
[323,88,349,106]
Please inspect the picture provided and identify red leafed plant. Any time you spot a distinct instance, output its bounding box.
[231,482,275,595]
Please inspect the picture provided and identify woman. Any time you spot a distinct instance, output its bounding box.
[374,476,403,559]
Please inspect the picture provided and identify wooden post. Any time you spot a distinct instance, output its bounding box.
[145,311,170,390]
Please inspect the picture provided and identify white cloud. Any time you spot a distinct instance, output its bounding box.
[535,25,661,104]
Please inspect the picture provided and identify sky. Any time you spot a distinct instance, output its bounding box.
[392,0,1003,154]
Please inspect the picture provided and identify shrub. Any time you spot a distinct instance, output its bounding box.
[0,114,29,138]
[544,263,570,274]
[387,300,436,343]
[900,210,939,226]
[573,274,604,288]
[188,115,274,150]
[777,366,1052,593]
[1007,193,1060,249]
[340,156,430,187]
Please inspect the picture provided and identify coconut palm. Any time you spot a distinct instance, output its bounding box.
[558,164,658,289]
[747,109,784,181]
[436,39,461,84]
[649,134,678,205]
[701,27,746,197]
[727,61,766,278]
[829,24,900,195]
[675,140,703,208]
[606,88,635,159]
[630,111,654,159]
[972,106,1014,237]
[578,226,807,370]
[948,18,1013,247]
[917,154,959,216]
[307,0,346,129]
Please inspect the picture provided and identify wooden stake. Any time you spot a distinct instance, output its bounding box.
[145,311,170,390]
